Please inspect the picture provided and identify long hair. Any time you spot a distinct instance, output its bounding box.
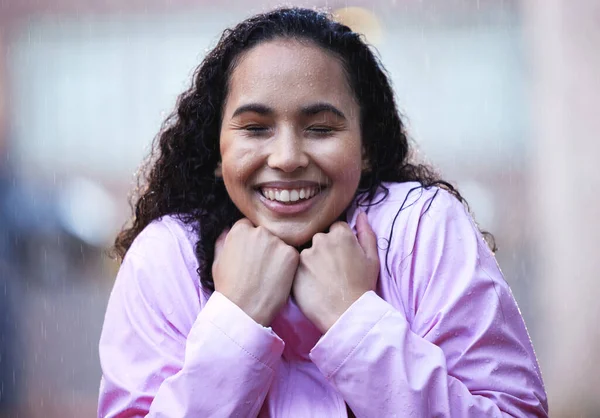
[114,7,495,291]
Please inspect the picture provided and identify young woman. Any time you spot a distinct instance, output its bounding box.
[98,7,548,417]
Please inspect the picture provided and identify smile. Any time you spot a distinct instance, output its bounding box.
[255,182,326,215]
[260,186,319,203]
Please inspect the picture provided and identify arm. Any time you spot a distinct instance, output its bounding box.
[309,191,548,417]
[98,221,283,417]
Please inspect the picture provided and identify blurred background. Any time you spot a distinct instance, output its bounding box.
[0,0,598,416]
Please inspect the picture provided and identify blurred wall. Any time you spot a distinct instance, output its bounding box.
[525,0,600,415]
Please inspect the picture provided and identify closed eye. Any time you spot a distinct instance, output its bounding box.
[243,125,270,136]
[306,125,335,135]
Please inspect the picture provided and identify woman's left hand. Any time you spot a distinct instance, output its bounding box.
[292,212,380,333]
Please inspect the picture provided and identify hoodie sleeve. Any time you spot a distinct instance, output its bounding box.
[98,220,283,418]
[310,190,548,417]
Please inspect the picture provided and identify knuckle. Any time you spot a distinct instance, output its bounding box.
[232,219,249,233]
[330,221,343,229]
[312,232,326,244]
[331,222,350,237]
[228,226,241,239]
[255,225,270,236]
[284,246,299,261]
[235,218,249,227]
[254,225,270,240]
[300,247,313,259]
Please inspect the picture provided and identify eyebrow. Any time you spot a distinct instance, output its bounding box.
[231,102,347,120]
[300,103,347,120]
[231,103,273,118]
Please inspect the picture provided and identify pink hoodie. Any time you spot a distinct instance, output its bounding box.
[98,182,548,417]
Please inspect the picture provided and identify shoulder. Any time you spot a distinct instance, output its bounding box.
[113,215,204,326]
[356,181,472,239]
[354,181,494,280]
[127,214,199,271]
[361,185,502,325]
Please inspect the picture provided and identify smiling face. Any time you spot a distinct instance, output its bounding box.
[219,39,363,247]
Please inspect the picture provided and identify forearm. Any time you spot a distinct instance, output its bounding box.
[99,292,284,417]
[310,292,547,418]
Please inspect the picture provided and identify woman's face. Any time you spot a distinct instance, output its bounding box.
[219,39,363,247]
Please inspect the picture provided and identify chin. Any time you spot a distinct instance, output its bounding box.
[274,231,314,248]
[263,224,318,248]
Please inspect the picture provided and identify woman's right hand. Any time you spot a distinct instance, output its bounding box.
[212,218,299,327]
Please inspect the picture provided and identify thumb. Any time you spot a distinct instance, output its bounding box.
[356,212,378,261]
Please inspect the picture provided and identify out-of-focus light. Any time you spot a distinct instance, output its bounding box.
[333,7,384,46]
[459,180,496,232]
[57,176,118,247]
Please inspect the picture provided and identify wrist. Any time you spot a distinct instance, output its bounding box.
[317,291,366,333]
[317,311,341,333]
[229,294,279,327]
[247,309,275,327]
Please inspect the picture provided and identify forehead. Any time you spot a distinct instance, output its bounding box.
[226,39,356,110]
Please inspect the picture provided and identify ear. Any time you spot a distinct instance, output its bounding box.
[362,159,371,172]
[214,161,223,177]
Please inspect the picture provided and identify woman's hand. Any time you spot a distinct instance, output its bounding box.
[292,212,380,333]
[212,218,299,327]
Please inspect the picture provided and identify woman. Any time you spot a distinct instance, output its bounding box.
[98,7,548,417]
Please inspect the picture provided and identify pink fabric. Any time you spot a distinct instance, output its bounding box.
[98,182,548,417]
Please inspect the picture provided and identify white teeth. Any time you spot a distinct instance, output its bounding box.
[261,187,320,203]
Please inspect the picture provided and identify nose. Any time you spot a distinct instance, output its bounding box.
[267,129,309,172]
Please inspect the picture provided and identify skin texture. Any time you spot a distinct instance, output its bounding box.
[214,39,379,329]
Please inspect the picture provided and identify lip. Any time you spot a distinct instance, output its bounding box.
[257,187,324,215]
[254,180,324,189]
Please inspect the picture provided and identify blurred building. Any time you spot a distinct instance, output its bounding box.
[0,0,598,416]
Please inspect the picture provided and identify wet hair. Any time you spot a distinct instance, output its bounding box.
[114,7,495,291]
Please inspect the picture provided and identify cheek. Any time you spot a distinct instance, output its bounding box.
[329,147,363,184]
[221,142,260,184]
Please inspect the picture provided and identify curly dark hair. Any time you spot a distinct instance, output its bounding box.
[114,7,495,291]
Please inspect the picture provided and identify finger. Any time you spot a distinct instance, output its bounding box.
[356,212,378,260]
[213,228,229,261]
